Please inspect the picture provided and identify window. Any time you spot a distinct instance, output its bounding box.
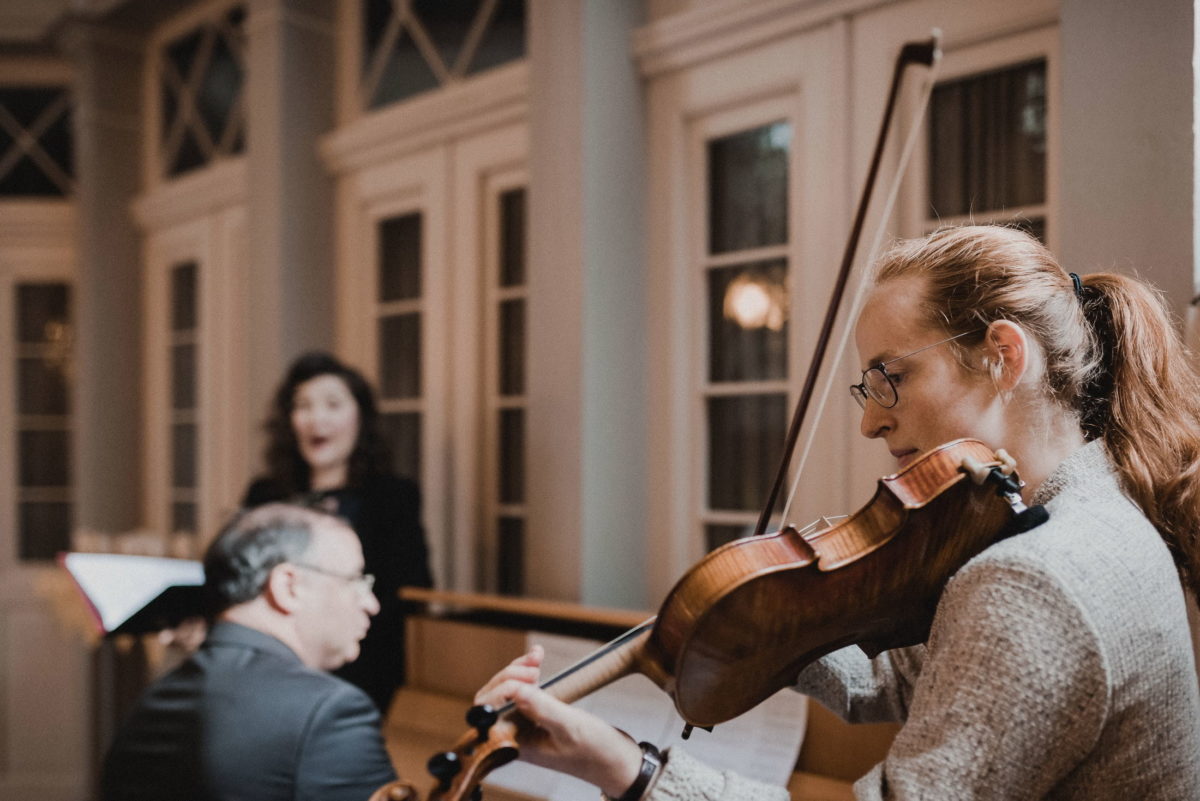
[15,283,74,560]
[169,262,199,539]
[701,122,791,552]
[376,212,424,482]
[0,87,73,197]
[927,59,1048,240]
[158,5,246,178]
[488,186,526,594]
[360,0,526,110]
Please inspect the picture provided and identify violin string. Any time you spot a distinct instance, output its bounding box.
[779,54,942,529]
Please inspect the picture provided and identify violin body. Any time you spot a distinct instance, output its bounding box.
[416,440,1024,801]
[645,438,1015,727]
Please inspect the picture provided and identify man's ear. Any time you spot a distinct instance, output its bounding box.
[983,320,1029,393]
[262,563,304,614]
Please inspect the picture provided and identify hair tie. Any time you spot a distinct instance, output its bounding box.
[1069,272,1084,300]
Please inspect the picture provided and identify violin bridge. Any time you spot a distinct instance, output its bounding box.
[795,515,848,538]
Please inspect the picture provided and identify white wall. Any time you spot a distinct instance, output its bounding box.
[1059,0,1195,319]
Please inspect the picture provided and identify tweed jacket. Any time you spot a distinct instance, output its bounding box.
[649,441,1200,800]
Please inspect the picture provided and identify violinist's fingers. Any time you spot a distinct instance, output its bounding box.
[508,685,643,797]
[516,643,545,667]
[476,676,538,707]
[474,645,545,705]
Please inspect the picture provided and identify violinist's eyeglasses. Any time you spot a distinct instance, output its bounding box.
[292,562,376,595]
[850,330,980,410]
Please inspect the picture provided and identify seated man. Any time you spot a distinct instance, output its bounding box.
[101,503,398,801]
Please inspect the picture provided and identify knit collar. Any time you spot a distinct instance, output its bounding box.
[1030,438,1116,507]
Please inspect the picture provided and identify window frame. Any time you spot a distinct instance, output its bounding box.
[904,25,1059,249]
[0,57,75,200]
[641,23,849,599]
[480,169,528,594]
[142,0,246,191]
[141,207,249,557]
[336,0,526,124]
[690,98,798,555]
[0,205,77,570]
[333,117,528,592]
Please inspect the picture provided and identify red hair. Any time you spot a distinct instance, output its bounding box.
[876,225,1200,598]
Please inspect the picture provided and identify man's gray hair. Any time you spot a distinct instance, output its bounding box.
[202,503,338,614]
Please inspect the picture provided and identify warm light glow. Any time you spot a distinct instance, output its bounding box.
[723,274,787,331]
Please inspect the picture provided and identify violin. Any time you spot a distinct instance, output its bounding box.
[370,30,1050,801]
[368,439,1046,801]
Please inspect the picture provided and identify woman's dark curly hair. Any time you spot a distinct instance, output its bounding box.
[263,351,393,493]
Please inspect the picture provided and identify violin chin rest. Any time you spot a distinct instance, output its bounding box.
[1006,504,1050,537]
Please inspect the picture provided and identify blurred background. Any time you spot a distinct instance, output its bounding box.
[0,0,1195,797]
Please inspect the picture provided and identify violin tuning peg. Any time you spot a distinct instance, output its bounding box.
[427,751,461,788]
[960,455,991,485]
[470,787,483,801]
[995,449,1017,475]
[466,704,499,735]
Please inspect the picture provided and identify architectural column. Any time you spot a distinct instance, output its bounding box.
[526,1,648,607]
[243,0,337,450]
[62,23,144,535]
[1059,0,1195,319]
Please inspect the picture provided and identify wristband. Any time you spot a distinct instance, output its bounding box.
[602,741,662,801]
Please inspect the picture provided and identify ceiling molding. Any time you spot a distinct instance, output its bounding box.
[633,0,892,78]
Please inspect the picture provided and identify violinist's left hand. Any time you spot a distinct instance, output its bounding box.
[474,646,645,798]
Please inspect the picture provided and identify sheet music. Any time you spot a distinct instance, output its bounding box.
[60,552,204,633]
[484,631,807,801]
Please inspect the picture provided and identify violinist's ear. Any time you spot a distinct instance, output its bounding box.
[982,320,1029,393]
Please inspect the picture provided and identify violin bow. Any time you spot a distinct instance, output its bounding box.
[754,31,944,537]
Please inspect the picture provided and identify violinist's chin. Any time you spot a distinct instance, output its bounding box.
[892,448,919,468]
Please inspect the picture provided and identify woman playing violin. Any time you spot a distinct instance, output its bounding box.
[478,226,1200,799]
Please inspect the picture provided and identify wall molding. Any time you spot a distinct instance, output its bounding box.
[634,0,893,78]
[634,0,1058,78]
[320,62,528,175]
[131,158,247,232]
[0,200,75,249]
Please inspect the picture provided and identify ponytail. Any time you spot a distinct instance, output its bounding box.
[1080,274,1200,599]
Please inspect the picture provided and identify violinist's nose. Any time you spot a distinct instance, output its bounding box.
[859,398,892,439]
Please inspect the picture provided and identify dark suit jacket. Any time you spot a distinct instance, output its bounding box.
[101,622,397,801]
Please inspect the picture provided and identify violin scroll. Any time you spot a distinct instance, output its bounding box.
[424,707,521,801]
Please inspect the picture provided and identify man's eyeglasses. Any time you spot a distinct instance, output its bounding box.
[850,330,979,410]
[292,562,376,594]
